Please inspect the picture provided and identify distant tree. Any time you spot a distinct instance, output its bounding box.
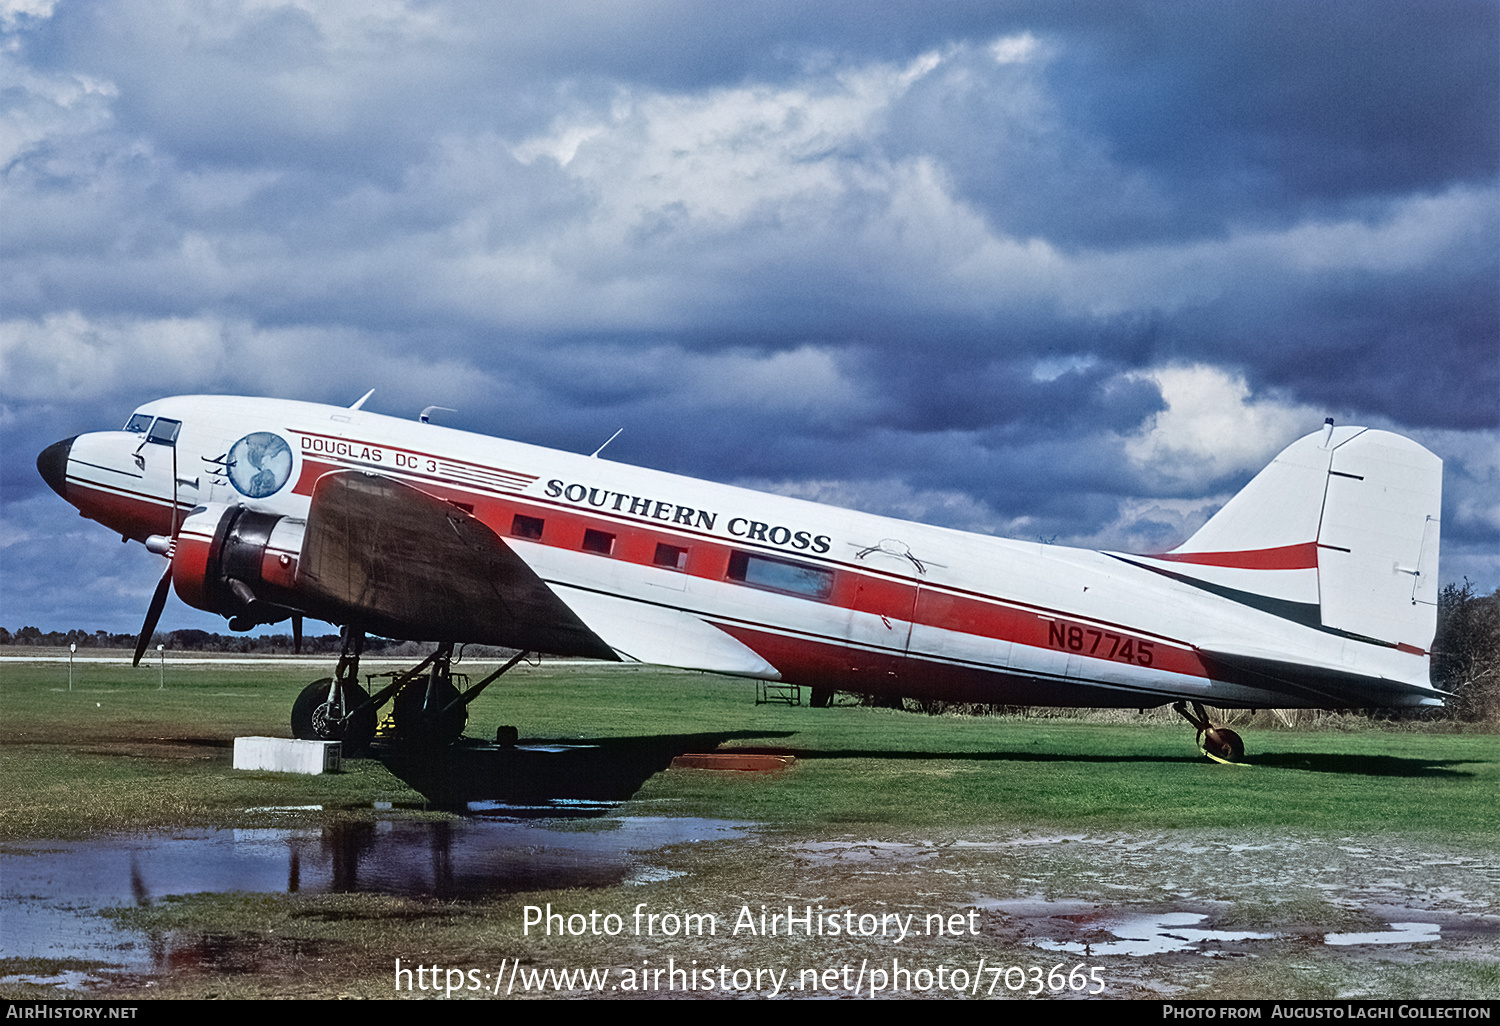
[168,629,214,650]
[1432,581,1500,722]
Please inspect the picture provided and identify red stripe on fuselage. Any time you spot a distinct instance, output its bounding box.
[64,480,186,542]
[283,454,1212,684]
[1150,542,1319,571]
[711,625,1189,707]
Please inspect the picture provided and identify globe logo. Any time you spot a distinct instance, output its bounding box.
[227,432,293,498]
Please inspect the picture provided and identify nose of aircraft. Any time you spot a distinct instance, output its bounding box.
[37,436,76,501]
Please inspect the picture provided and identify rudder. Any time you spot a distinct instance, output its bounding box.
[1140,423,1442,652]
[1315,428,1441,651]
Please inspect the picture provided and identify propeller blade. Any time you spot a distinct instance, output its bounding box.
[134,452,182,669]
[292,614,303,655]
[133,563,173,667]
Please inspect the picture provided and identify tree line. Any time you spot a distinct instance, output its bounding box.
[0,626,423,657]
[1432,581,1500,721]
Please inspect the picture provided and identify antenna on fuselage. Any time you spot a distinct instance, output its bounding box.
[420,406,456,424]
[349,389,375,410]
[590,428,623,458]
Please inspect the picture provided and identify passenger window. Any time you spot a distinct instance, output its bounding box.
[511,514,544,540]
[654,543,688,570]
[582,529,615,555]
[726,551,834,600]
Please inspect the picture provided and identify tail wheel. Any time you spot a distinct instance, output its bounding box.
[292,677,376,755]
[1199,726,1245,762]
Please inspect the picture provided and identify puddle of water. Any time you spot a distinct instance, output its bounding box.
[0,815,749,972]
[244,805,325,813]
[0,970,101,990]
[626,867,688,885]
[467,798,619,818]
[508,744,600,754]
[1325,922,1442,946]
[1026,910,1280,956]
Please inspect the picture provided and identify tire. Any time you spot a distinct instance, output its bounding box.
[392,677,467,746]
[1202,726,1246,762]
[291,677,376,755]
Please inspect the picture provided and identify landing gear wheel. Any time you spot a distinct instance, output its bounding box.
[1199,726,1245,762]
[1176,700,1248,764]
[392,678,467,746]
[292,677,376,755]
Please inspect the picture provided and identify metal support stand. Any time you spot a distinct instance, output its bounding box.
[756,680,802,706]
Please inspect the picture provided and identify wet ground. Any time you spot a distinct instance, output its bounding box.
[3,815,1496,997]
[789,831,1500,950]
[0,814,749,974]
[2,655,1494,998]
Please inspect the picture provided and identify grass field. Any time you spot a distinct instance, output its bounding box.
[1,652,1497,1000]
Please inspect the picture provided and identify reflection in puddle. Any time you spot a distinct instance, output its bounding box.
[0,815,748,972]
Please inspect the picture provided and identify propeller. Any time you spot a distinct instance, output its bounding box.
[133,442,181,667]
[133,564,173,666]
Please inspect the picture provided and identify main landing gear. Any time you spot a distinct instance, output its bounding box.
[1173,700,1245,763]
[291,629,377,753]
[290,627,530,754]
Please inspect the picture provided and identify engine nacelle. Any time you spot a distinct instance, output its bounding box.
[169,503,306,629]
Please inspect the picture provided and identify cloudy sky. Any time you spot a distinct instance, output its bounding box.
[3,0,1497,635]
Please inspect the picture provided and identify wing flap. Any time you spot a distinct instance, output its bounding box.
[550,585,782,680]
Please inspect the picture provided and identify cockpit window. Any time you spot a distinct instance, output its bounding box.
[125,414,153,434]
[146,418,181,445]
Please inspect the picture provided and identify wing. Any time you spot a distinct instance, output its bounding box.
[296,471,616,657]
[295,471,777,678]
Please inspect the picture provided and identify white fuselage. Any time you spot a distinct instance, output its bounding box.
[49,395,1441,709]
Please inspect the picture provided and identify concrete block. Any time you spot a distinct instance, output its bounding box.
[233,736,341,774]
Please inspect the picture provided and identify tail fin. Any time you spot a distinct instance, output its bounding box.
[1139,423,1442,652]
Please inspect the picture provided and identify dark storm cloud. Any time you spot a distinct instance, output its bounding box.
[2,1,1495,632]
[1235,272,1498,431]
[855,353,1165,438]
[1036,1,1500,226]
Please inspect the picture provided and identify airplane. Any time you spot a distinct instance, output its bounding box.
[36,393,1445,761]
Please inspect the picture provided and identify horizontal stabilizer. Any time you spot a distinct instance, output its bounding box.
[1194,641,1443,708]
[550,585,782,680]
